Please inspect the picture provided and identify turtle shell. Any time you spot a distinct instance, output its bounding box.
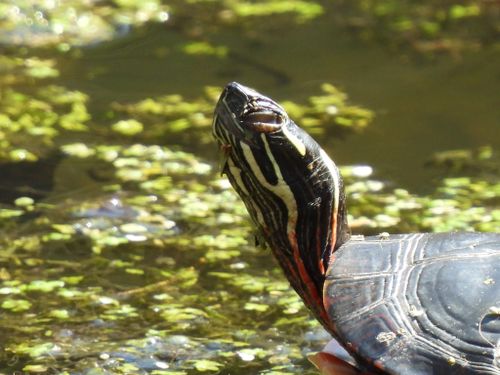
[324,232,500,374]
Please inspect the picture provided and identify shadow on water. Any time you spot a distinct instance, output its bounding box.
[0,152,63,203]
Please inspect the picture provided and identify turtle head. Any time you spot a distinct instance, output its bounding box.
[213,82,287,144]
[213,82,349,330]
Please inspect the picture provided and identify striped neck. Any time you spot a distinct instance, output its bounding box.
[213,82,349,331]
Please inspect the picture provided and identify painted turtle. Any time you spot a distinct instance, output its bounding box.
[212,82,500,375]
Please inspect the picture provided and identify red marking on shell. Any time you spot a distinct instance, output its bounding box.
[373,360,385,371]
[317,227,325,276]
[330,202,338,263]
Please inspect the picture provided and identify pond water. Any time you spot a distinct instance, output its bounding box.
[58,15,500,192]
[0,2,498,374]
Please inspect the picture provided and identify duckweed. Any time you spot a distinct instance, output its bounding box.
[328,0,500,55]
[0,4,497,373]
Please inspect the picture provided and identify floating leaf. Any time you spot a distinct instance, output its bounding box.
[191,359,223,372]
[2,298,32,312]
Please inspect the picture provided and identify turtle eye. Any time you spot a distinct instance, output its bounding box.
[241,110,284,133]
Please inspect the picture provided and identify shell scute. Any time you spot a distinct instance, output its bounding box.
[324,232,500,374]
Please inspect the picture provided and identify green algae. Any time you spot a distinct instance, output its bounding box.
[0,77,498,372]
[282,83,373,135]
[230,1,323,22]
[183,42,229,57]
[0,3,498,373]
[327,0,500,55]
[3,0,494,61]
[111,82,373,144]
[0,81,90,162]
[0,0,170,48]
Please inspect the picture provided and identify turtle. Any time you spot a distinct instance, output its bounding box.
[212,82,500,375]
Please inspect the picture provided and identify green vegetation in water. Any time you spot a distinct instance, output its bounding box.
[0,52,346,373]
[326,0,500,56]
[0,0,170,47]
[229,0,323,22]
[0,84,90,162]
[0,67,498,372]
[172,0,500,58]
[0,56,374,166]
[0,0,498,373]
[342,148,500,234]
[0,0,324,53]
[111,82,372,146]
[2,0,497,58]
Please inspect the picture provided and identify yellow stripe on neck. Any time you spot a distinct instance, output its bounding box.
[282,126,306,157]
